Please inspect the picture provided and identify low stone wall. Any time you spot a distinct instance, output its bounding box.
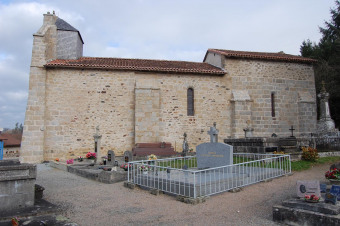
[0,160,36,211]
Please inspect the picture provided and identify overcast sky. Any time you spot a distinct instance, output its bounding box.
[0,0,336,129]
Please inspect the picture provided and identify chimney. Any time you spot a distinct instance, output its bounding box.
[43,11,57,26]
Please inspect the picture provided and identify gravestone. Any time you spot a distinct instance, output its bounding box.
[196,143,233,169]
[124,151,132,162]
[330,185,340,201]
[296,180,321,198]
[197,123,233,169]
[107,150,115,166]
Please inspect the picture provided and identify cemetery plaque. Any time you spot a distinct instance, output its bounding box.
[124,151,132,162]
[107,150,115,166]
[296,180,321,198]
[325,192,337,205]
[320,184,327,193]
[196,142,233,169]
[330,185,340,201]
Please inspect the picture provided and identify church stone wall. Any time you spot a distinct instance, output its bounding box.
[224,58,316,137]
[42,69,231,160]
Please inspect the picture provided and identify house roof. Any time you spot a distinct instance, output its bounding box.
[0,133,21,147]
[45,57,226,75]
[206,49,317,64]
[56,18,84,44]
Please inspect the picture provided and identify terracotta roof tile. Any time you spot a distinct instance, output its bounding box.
[45,57,225,75]
[0,134,21,147]
[208,49,317,64]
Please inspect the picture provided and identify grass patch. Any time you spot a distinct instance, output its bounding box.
[291,156,340,171]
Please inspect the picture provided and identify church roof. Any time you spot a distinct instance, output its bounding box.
[45,57,226,75]
[206,49,317,64]
[55,18,84,44]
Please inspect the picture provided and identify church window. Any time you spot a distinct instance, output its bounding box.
[271,92,275,117]
[187,88,194,116]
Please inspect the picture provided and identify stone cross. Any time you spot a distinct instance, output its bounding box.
[289,125,295,137]
[207,122,219,143]
[182,132,189,156]
[93,126,102,164]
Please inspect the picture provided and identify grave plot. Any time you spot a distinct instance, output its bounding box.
[127,153,291,198]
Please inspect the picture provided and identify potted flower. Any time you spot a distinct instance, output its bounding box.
[120,163,132,171]
[66,159,74,164]
[86,152,96,159]
[139,164,150,174]
[325,168,340,184]
[78,156,83,162]
[304,194,320,203]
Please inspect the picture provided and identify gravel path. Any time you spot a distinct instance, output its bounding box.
[36,163,331,226]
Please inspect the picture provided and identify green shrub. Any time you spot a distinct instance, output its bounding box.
[301,146,319,162]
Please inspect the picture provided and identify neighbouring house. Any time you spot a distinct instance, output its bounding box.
[20,12,317,163]
[0,133,21,158]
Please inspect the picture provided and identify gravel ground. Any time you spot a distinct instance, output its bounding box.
[36,163,331,226]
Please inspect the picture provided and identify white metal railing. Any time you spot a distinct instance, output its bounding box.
[127,153,291,198]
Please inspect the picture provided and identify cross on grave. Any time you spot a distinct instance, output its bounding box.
[207,122,219,143]
[289,125,295,137]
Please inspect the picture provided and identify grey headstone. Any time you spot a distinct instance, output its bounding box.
[124,151,132,162]
[296,180,321,198]
[196,142,233,169]
[330,185,340,201]
[107,150,115,166]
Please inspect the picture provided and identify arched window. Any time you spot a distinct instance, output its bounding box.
[187,88,194,116]
[271,92,276,117]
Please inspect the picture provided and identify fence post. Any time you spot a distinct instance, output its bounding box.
[0,141,3,160]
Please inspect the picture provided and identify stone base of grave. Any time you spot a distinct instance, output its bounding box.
[0,160,36,212]
[176,195,209,205]
[49,161,127,183]
[124,181,136,189]
[273,199,340,225]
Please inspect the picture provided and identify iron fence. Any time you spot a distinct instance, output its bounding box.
[127,153,291,198]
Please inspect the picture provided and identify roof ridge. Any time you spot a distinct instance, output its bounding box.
[77,56,211,64]
[208,49,316,63]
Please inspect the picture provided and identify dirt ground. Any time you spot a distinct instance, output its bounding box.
[35,162,332,226]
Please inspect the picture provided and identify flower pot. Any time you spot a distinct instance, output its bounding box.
[329,179,340,185]
[84,159,95,164]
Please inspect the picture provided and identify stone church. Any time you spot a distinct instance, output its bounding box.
[20,12,317,163]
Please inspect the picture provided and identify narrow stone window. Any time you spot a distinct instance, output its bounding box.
[271,92,275,118]
[187,88,194,116]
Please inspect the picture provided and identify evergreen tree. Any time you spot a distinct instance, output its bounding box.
[300,0,340,127]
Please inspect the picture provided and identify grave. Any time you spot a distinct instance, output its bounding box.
[0,160,36,211]
[126,122,290,201]
[132,142,176,157]
[273,180,340,225]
